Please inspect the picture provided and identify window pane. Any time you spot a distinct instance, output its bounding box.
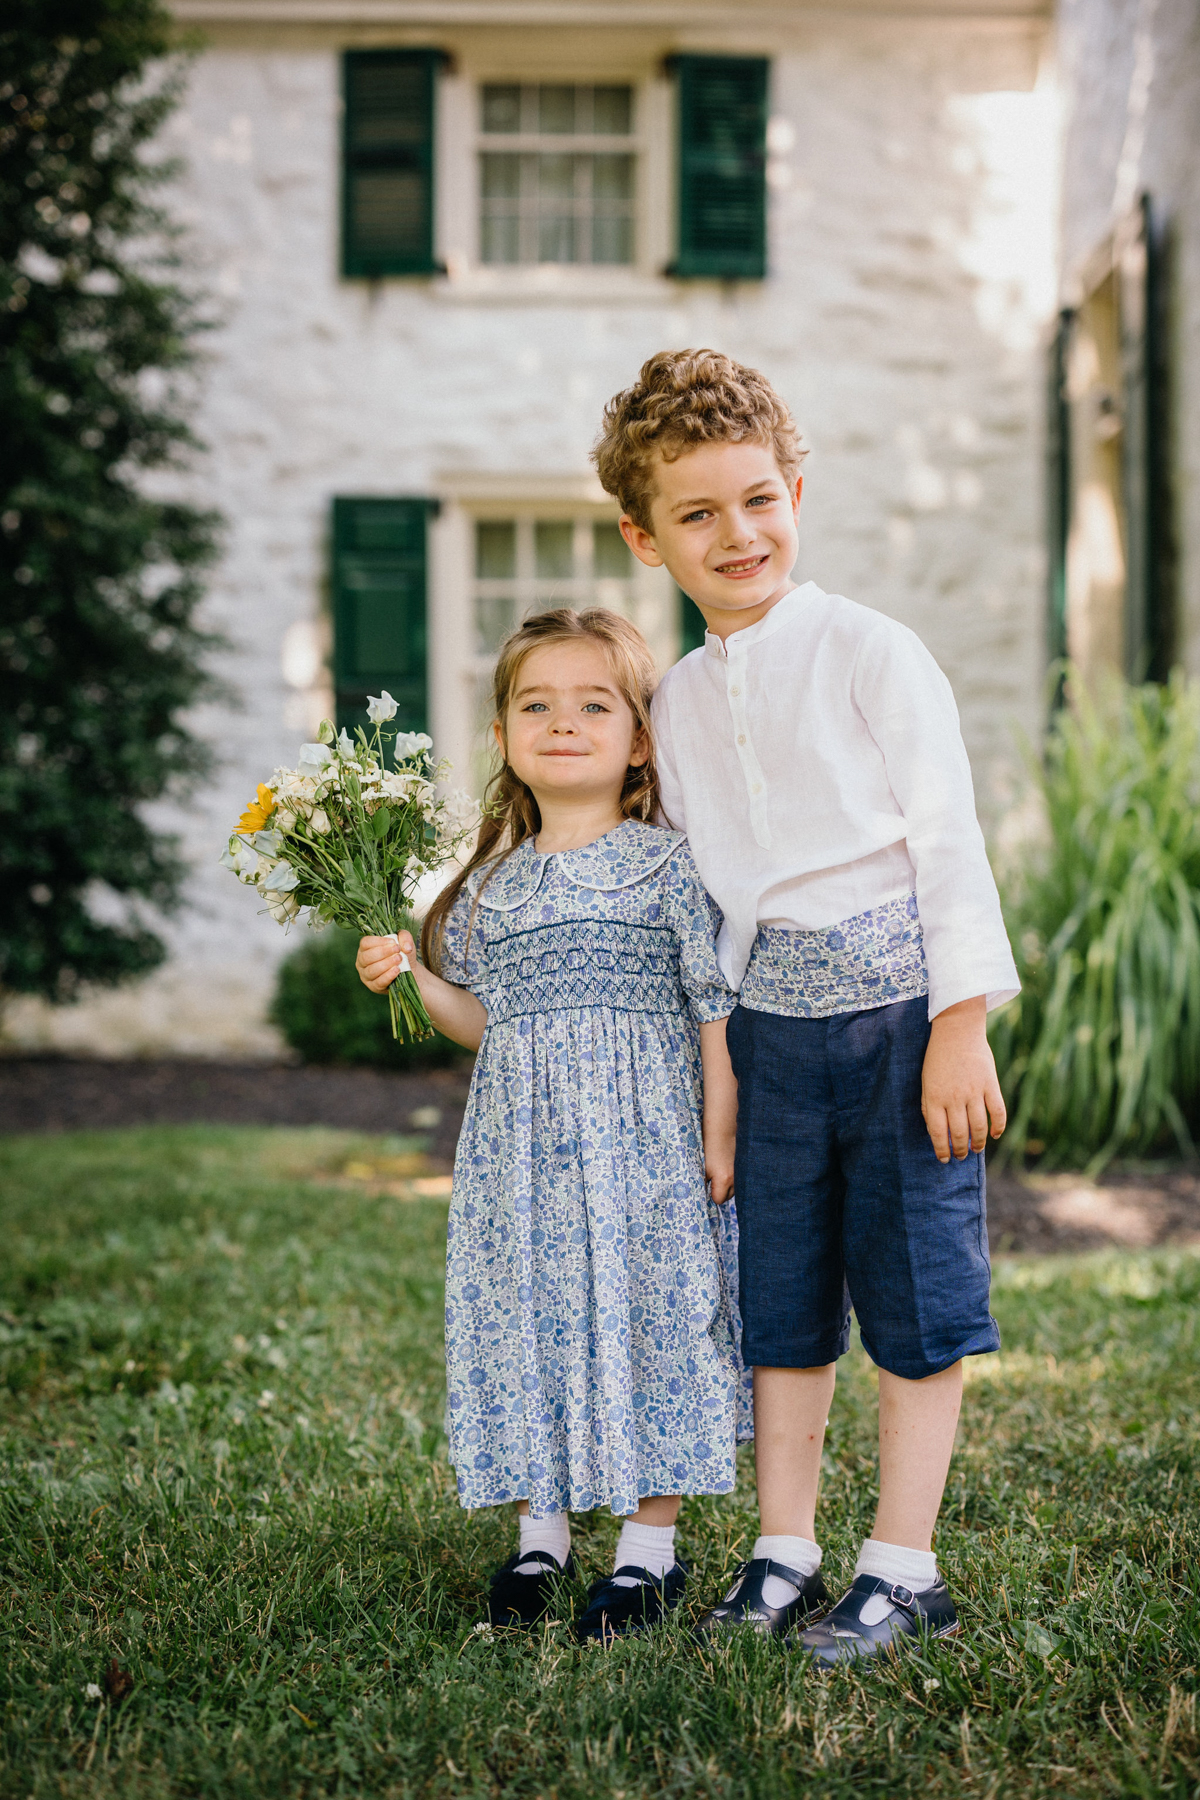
[592,153,632,200]
[481,214,520,264]
[535,521,574,578]
[594,521,631,578]
[537,153,576,199]
[476,595,517,653]
[538,216,575,264]
[481,152,521,199]
[593,85,632,135]
[592,213,633,265]
[476,520,516,579]
[538,84,575,134]
[481,84,521,133]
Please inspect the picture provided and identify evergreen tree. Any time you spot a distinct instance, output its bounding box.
[0,0,219,1006]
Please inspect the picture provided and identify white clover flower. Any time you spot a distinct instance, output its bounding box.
[366,690,399,723]
[393,731,433,760]
[83,1683,103,1701]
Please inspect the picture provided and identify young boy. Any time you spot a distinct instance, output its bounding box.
[593,350,1019,1665]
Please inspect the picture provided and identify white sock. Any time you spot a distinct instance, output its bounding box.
[853,1539,938,1626]
[516,1511,570,1573]
[748,1534,822,1609]
[611,1519,676,1587]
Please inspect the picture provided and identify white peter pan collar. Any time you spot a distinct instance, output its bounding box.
[469,819,684,913]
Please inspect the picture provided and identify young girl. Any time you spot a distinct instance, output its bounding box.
[356,608,750,1644]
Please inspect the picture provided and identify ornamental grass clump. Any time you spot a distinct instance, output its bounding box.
[991,671,1200,1171]
[220,695,477,1043]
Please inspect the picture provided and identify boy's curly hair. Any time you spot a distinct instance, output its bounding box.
[591,348,807,532]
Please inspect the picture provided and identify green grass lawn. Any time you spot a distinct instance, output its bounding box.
[0,1126,1197,1799]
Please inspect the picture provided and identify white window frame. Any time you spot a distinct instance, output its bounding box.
[427,479,678,796]
[434,63,674,299]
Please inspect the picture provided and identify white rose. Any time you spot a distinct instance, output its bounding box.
[274,809,296,834]
[309,808,330,834]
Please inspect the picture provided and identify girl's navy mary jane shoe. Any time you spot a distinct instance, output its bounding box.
[486,1550,576,1628]
[575,1562,688,1645]
[694,1558,830,1640]
[792,1573,961,1667]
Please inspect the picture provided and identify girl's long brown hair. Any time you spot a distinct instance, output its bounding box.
[422,607,661,974]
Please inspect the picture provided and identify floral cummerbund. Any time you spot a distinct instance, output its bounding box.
[739,893,928,1020]
[478,917,690,1025]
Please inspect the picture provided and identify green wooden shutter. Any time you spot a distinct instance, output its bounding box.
[342,50,442,278]
[671,54,769,280]
[1046,307,1072,698]
[678,587,707,657]
[332,498,431,741]
[1118,194,1174,680]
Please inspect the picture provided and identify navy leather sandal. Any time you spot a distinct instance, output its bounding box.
[792,1573,961,1667]
[693,1558,830,1640]
[486,1549,576,1628]
[575,1562,688,1645]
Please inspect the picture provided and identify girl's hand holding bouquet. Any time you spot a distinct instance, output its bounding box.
[219,692,477,1043]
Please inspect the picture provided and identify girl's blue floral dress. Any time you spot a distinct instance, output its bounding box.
[439,819,753,1518]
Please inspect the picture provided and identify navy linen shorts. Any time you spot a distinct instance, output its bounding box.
[727,995,1000,1381]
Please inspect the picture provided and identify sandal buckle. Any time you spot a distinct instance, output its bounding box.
[888,1583,916,1608]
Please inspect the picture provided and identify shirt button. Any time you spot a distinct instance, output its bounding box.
[737,734,746,745]
[752,783,762,795]
[730,685,740,696]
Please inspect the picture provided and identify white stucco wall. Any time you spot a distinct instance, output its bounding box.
[1056,0,1200,672]
[5,8,1058,1058]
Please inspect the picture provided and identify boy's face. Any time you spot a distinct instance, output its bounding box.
[619,440,802,639]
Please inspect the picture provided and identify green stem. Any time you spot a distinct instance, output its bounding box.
[388,969,434,1043]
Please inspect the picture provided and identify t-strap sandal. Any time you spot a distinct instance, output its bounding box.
[575,1562,688,1646]
[792,1573,961,1667]
[485,1549,576,1628]
[693,1557,830,1640]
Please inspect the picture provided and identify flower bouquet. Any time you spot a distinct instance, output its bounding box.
[220,693,478,1042]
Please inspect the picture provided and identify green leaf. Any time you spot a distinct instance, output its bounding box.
[372,806,392,839]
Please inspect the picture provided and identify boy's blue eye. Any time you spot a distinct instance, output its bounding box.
[682,509,710,524]
[747,494,773,507]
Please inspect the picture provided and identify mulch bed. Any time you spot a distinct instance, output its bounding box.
[4,1056,1200,1256]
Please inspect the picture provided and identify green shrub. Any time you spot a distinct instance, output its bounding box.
[990,670,1200,1170]
[269,926,466,1069]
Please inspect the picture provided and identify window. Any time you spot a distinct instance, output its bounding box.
[473,515,636,650]
[478,84,637,266]
[331,497,432,737]
[342,50,442,277]
[1049,196,1173,690]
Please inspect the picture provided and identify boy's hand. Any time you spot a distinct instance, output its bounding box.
[921,994,1006,1163]
[704,1125,736,1204]
[355,931,415,994]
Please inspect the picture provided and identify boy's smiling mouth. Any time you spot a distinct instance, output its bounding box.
[715,553,771,577]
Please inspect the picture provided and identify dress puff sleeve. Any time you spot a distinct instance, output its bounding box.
[430,881,487,995]
[662,843,737,1026]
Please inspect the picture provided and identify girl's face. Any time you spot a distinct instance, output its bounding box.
[496,638,648,811]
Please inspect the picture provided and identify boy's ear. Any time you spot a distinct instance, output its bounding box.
[619,513,664,569]
[792,472,804,516]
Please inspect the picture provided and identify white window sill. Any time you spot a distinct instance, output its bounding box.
[430,262,677,306]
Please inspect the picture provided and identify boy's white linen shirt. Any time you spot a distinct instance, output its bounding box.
[651,582,1020,1020]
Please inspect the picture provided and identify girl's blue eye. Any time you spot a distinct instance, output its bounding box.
[582,703,607,713]
[524,702,549,712]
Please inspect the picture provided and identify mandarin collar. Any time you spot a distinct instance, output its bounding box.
[469,819,684,913]
[703,581,821,659]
